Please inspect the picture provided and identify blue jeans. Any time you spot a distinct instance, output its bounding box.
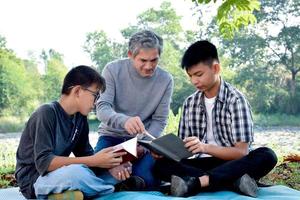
[34,164,117,199]
[95,136,159,189]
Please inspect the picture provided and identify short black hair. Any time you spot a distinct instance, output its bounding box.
[181,40,219,70]
[61,65,106,95]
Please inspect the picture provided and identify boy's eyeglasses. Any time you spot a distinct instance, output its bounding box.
[81,87,100,102]
[68,86,100,102]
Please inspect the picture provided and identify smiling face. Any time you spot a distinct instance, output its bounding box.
[187,62,221,98]
[128,48,160,77]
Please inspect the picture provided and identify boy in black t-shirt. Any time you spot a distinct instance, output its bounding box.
[15,65,142,199]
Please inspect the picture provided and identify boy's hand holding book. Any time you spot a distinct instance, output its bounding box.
[112,137,138,164]
[184,136,207,154]
[93,147,127,168]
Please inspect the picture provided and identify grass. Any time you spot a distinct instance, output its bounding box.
[0,112,300,190]
[1,112,300,133]
[0,139,18,188]
[260,162,300,190]
[0,116,25,133]
[0,137,300,190]
[253,113,300,127]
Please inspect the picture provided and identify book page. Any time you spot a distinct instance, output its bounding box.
[113,137,137,157]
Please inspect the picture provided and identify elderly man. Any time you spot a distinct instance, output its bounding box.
[94,30,173,189]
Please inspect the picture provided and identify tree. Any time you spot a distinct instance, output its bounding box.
[256,0,300,97]
[84,1,196,113]
[0,35,6,49]
[221,0,300,114]
[192,0,260,38]
[123,1,183,46]
[41,49,68,102]
[83,31,126,72]
[0,48,38,117]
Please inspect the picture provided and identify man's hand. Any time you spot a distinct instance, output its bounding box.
[92,147,126,168]
[184,136,208,154]
[124,116,145,135]
[109,162,132,181]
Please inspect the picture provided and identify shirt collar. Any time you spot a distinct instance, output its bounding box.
[217,78,226,103]
[196,77,226,106]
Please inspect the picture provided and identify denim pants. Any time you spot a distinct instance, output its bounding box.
[34,164,117,199]
[94,136,159,188]
[153,147,277,191]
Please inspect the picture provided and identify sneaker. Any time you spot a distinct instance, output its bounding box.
[170,175,200,197]
[48,190,83,200]
[114,176,146,192]
[233,174,258,197]
[159,181,171,194]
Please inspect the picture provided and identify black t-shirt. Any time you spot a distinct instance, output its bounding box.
[15,101,94,198]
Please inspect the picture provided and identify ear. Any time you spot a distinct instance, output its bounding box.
[213,63,221,74]
[128,51,133,58]
[71,85,81,97]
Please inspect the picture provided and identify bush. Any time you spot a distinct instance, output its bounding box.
[253,113,300,127]
[0,116,25,133]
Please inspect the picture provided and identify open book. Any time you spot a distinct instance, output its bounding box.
[112,137,137,164]
[138,134,193,162]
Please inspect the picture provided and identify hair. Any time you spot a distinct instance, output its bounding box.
[61,65,106,95]
[128,30,163,57]
[181,40,219,70]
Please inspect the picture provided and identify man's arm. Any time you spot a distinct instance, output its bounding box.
[96,66,130,130]
[184,137,249,160]
[147,78,173,138]
[178,100,191,139]
[198,95,254,160]
[230,96,254,144]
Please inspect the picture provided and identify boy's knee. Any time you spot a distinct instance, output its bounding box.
[255,147,278,168]
[64,164,90,179]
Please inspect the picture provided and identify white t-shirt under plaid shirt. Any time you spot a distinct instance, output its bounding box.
[178,78,254,147]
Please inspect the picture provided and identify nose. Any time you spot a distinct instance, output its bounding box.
[144,61,154,69]
[191,76,199,85]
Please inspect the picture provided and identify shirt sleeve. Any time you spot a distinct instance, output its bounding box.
[148,78,174,138]
[33,106,56,176]
[229,96,254,143]
[73,118,94,157]
[178,100,190,140]
[96,65,130,129]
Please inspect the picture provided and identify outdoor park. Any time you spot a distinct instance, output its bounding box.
[0,0,299,198]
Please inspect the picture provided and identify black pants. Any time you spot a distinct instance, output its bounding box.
[153,147,277,191]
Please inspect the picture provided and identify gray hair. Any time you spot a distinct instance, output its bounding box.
[128,30,163,57]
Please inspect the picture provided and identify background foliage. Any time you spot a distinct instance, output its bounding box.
[0,0,299,128]
[0,0,299,191]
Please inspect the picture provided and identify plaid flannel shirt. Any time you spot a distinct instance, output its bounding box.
[178,79,254,147]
